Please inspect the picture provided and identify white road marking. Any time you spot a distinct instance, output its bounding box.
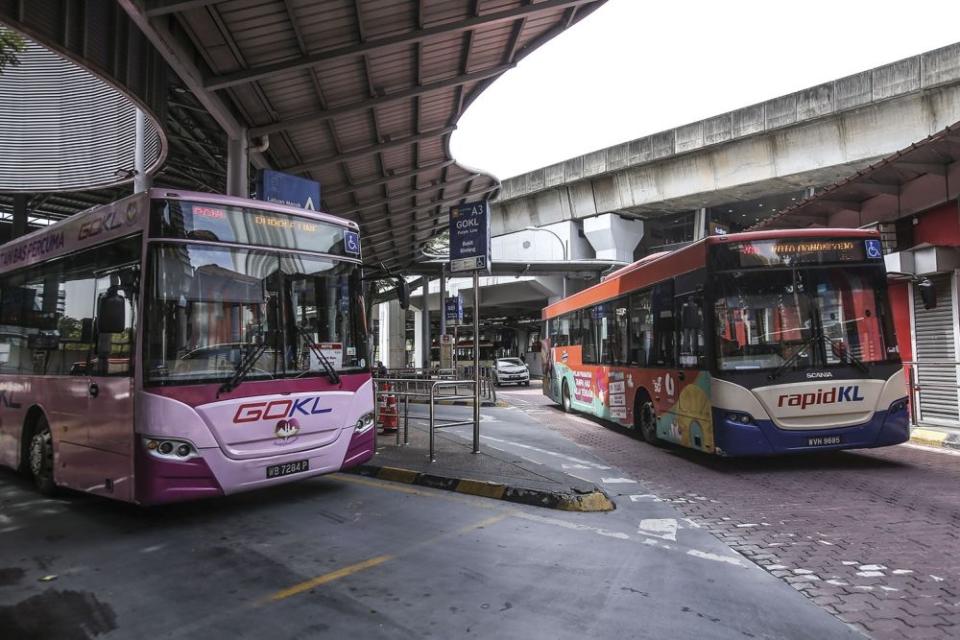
[856,571,885,577]
[601,478,637,484]
[826,579,848,587]
[561,464,592,470]
[931,575,945,582]
[891,569,914,575]
[638,518,678,541]
[513,511,629,540]
[628,494,662,502]
[858,564,886,571]
[686,550,746,567]
[478,435,612,469]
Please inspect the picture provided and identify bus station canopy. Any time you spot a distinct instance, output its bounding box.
[0,0,605,275]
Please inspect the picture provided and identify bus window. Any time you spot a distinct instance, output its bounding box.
[629,289,653,366]
[651,281,676,366]
[580,309,598,364]
[678,294,704,368]
[613,300,629,365]
[557,314,571,347]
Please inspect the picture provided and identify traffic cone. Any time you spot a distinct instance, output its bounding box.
[378,382,399,433]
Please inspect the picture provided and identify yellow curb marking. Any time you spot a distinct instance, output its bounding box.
[557,491,616,512]
[376,466,420,483]
[455,479,506,499]
[911,428,948,447]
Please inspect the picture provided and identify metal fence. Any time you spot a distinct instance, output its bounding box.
[373,371,482,461]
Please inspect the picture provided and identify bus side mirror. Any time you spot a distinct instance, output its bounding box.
[97,292,126,334]
[396,278,410,310]
[917,278,937,310]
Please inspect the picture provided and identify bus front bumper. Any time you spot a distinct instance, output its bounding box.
[712,399,910,456]
[135,426,374,505]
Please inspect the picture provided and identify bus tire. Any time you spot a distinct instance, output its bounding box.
[561,380,572,413]
[636,393,661,445]
[27,415,56,496]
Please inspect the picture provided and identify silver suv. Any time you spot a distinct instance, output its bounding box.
[494,357,530,386]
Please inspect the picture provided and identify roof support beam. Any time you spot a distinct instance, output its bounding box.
[204,0,599,90]
[323,161,456,197]
[893,162,948,176]
[145,1,222,18]
[249,65,510,138]
[117,0,269,170]
[283,126,455,174]
[339,174,481,217]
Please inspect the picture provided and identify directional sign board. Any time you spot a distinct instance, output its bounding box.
[256,169,321,211]
[449,201,491,273]
[445,295,464,325]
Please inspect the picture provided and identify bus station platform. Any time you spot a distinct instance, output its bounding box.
[347,419,614,512]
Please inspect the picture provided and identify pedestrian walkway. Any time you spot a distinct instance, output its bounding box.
[350,410,614,512]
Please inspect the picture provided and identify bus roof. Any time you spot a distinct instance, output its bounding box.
[0,189,357,276]
[543,227,880,319]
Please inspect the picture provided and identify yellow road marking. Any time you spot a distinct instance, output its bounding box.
[267,555,393,602]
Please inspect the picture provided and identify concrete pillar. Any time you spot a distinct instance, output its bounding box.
[11,194,28,239]
[413,307,423,368]
[439,268,447,336]
[226,130,249,198]
[420,279,431,369]
[693,208,707,240]
[583,213,644,263]
[377,300,406,369]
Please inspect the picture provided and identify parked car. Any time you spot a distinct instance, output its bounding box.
[494,357,530,386]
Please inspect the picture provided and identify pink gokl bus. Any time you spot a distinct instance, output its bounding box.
[0,189,374,503]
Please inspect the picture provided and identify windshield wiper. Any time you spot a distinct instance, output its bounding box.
[296,326,341,385]
[218,341,268,397]
[767,330,819,382]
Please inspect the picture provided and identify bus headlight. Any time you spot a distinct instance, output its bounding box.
[355,411,375,434]
[144,438,199,460]
[725,412,754,425]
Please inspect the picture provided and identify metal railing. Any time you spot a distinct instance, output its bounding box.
[373,374,481,461]
[379,366,496,403]
[903,360,960,427]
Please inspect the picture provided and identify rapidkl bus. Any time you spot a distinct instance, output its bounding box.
[542,229,910,456]
[0,189,374,503]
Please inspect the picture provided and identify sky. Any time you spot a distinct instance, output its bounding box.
[450,0,960,180]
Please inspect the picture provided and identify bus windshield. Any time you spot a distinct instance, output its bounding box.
[144,243,367,386]
[713,265,899,372]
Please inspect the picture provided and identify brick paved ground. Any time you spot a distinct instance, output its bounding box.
[499,384,960,639]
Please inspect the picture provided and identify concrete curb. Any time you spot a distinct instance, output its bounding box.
[347,463,616,512]
[910,427,960,450]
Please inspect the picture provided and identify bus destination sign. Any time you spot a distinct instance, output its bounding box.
[717,238,881,268]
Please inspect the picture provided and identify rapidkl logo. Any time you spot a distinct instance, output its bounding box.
[233,397,332,423]
[777,386,865,410]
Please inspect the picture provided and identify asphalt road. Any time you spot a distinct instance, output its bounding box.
[0,414,859,639]
[493,380,960,640]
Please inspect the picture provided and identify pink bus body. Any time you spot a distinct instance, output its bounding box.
[0,189,374,504]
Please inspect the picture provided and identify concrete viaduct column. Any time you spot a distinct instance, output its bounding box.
[583,214,644,263]
[378,300,406,370]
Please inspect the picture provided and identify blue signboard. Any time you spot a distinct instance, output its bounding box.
[449,201,491,272]
[256,169,321,211]
[865,239,883,259]
[445,295,464,325]
[344,230,360,255]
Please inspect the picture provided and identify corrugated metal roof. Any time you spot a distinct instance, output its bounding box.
[155,0,606,272]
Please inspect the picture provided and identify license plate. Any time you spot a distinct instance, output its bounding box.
[266,459,309,479]
[807,436,841,446]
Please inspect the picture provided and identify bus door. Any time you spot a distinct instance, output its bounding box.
[83,271,137,498]
[673,277,713,451]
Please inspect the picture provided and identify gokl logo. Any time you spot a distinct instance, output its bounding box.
[78,206,133,240]
[233,397,332,423]
[274,418,300,444]
[777,386,865,410]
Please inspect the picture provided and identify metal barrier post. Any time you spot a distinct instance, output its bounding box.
[429,383,436,462]
[472,270,480,454]
[403,393,410,445]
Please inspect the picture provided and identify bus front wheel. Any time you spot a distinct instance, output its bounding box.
[561,381,572,413]
[28,416,56,496]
